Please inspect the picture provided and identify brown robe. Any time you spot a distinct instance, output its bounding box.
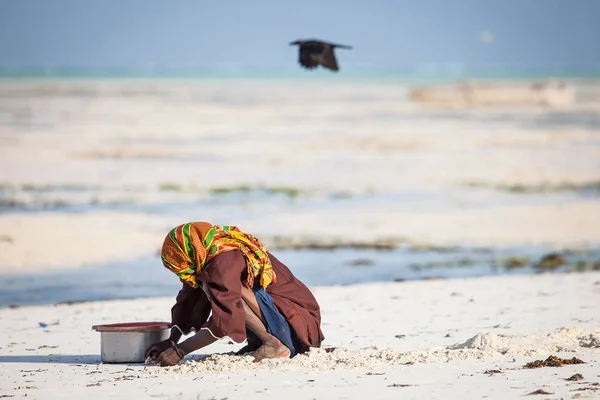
[170,249,324,352]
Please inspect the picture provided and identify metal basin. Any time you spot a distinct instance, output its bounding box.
[91,322,171,363]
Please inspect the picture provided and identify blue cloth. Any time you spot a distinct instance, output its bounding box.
[246,288,298,358]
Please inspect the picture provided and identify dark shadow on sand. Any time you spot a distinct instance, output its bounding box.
[0,354,101,364]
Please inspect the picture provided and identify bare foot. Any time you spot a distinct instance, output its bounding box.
[253,339,290,362]
[236,343,259,356]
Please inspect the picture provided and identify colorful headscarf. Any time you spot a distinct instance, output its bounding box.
[160,222,276,290]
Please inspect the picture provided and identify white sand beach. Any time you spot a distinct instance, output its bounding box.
[5,0,600,396]
[1,79,600,399]
[1,272,599,399]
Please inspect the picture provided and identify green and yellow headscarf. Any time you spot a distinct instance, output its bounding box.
[160,222,276,290]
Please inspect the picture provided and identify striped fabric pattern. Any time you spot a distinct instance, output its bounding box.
[161,222,276,289]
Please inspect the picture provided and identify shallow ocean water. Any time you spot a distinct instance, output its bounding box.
[1,244,598,307]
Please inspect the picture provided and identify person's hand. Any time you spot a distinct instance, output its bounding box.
[156,345,185,367]
[144,339,175,360]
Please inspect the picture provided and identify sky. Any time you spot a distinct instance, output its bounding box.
[1,0,599,73]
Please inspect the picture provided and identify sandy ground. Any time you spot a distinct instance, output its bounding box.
[0,211,171,271]
[1,272,599,399]
[1,79,599,399]
[409,80,576,108]
[256,201,600,247]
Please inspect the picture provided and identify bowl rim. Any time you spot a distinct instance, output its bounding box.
[91,321,171,332]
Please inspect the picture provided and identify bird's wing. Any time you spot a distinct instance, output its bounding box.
[330,43,352,50]
[319,46,339,71]
[311,39,352,49]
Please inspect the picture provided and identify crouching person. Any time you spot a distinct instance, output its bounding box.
[145,222,325,366]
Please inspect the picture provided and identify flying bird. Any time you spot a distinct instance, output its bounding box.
[289,39,352,72]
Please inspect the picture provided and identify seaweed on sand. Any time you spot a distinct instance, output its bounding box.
[524,355,585,369]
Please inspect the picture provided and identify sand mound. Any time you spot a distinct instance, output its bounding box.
[144,328,600,375]
[145,347,492,375]
[448,332,510,353]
